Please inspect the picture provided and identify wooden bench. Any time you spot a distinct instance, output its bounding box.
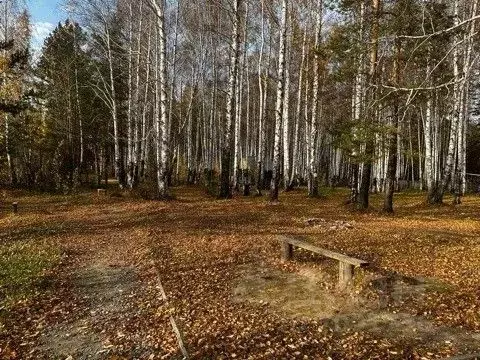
[278,235,368,287]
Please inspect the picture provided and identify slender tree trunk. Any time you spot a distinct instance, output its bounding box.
[424,80,436,202]
[186,79,196,184]
[459,0,478,195]
[1,1,15,185]
[432,0,461,204]
[73,27,84,174]
[126,2,134,188]
[4,114,17,186]
[383,41,401,213]
[256,1,266,196]
[133,0,144,187]
[358,0,380,210]
[282,18,291,190]
[282,11,292,190]
[233,4,247,191]
[350,0,365,203]
[219,0,242,199]
[270,0,288,202]
[304,51,311,185]
[289,29,307,190]
[308,0,323,198]
[417,114,423,190]
[141,26,152,180]
[150,0,169,199]
[167,0,180,186]
[206,39,217,188]
[104,27,124,188]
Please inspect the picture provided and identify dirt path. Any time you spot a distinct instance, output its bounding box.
[234,264,480,355]
[27,224,180,359]
[38,260,138,359]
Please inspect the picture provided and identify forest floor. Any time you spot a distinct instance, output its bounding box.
[0,186,479,359]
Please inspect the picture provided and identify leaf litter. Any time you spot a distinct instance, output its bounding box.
[0,187,479,359]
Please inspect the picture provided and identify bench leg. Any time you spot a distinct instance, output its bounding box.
[339,262,354,288]
[282,241,293,260]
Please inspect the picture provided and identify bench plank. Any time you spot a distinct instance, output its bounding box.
[278,235,368,267]
[440,354,480,360]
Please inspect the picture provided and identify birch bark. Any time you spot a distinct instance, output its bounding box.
[219,0,242,199]
[149,0,170,199]
[358,0,380,210]
[308,0,323,198]
[270,0,288,202]
[289,28,307,190]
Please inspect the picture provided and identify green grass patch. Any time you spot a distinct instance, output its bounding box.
[0,240,61,309]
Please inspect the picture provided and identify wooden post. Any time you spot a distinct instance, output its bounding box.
[282,240,293,260]
[339,262,354,288]
[12,202,18,214]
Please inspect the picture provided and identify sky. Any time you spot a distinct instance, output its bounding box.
[28,0,67,55]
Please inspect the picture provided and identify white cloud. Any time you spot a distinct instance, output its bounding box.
[32,21,55,48]
[31,21,55,62]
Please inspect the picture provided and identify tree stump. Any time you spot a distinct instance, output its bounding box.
[97,189,106,196]
[453,192,461,205]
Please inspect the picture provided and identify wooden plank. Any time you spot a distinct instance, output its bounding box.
[152,260,189,359]
[278,235,368,267]
[440,354,480,360]
[169,316,189,359]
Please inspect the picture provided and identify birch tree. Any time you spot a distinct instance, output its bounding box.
[289,27,307,190]
[256,0,267,196]
[357,0,380,210]
[270,0,288,202]
[219,0,242,199]
[383,40,401,213]
[148,0,169,199]
[68,0,127,188]
[308,0,322,198]
[4,0,480,198]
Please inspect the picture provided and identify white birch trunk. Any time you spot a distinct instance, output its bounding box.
[233,3,248,190]
[141,26,152,179]
[289,29,307,189]
[270,0,288,202]
[256,0,266,195]
[459,0,478,195]
[436,0,461,203]
[282,16,291,190]
[149,0,169,198]
[126,1,134,188]
[219,0,242,198]
[167,0,180,177]
[106,28,123,188]
[133,0,144,187]
[308,0,323,197]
